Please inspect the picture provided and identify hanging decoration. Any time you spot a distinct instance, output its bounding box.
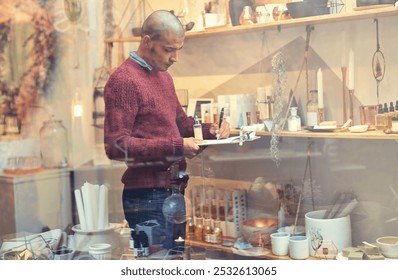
[270,51,287,167]
[372,18,385,105]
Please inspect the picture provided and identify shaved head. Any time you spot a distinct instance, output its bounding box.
[141,10,185,41]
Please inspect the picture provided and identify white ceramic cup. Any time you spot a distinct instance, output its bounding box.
[270,232,290,256]
[89,243,112,260]
[52,248,75,260]
[289,236,309,260]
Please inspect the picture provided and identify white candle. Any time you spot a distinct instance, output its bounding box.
[317,68,324,108]
[348,49,355,90]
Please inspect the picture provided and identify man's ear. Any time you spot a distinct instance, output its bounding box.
[141,35,152,48]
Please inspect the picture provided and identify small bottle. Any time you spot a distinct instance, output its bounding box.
[213,220,223,245]
[202,218,213,243]
[193,115,203,140]
[395,101,398,115]
[391,117,398,132]
[194,217,203,240]
[186,217,195,239]
[375,104,388,131]
[387,102,396,129]
[139,231,150,257]
[129,229,136,250]
[288,107,301,132]
[306,90,318,126]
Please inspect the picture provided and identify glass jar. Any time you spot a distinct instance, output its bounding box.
[39,116,69,168]
[288,107,301,132]
[375,104,388,131]
[239,5,256,25]
[306,90,319,126]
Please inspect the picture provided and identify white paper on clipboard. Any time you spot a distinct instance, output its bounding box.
[196,136,241,146]
[196,135,261,146]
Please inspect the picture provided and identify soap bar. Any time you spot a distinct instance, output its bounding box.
[348,251,363,260]
[363,254,384,260]
[342,247,361,257]
[359,245,380,255]
[319,121,337,126]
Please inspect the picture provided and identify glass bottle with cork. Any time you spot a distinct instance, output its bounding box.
[193,115,203,140]
[306,90,318,127]
[288,107,301,132]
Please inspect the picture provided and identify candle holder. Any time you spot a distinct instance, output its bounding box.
[341,66,348,123]
[318,108,325,123]
[349,89,355,125]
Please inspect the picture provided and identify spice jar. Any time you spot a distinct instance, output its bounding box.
[39,116,69,168]
[391,117,398,132]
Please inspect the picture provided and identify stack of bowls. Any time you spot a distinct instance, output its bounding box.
[287,0,329,19]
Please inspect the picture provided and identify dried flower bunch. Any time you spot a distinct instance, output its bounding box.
[0,0,56,127]
[0,19,12,117]
[16,1,56,121]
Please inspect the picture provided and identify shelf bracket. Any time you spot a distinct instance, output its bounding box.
[277,25,281,32]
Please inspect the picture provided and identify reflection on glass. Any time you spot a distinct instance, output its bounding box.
[64,0,82,22]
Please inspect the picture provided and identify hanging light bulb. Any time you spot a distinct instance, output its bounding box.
[73,89,83,117]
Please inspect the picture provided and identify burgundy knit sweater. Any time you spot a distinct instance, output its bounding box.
[104,58,214,188]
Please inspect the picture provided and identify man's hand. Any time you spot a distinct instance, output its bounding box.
[183,137,201,159]
[210,117,231,139]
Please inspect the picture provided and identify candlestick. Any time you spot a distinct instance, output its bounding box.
[348,49,355,90]
[317,68,324,108]
[349,89,355,125]
[318,108,324,123]
[341,66,348,123]
[174,236,185,251]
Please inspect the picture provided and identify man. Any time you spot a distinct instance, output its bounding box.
[104,10,229,250]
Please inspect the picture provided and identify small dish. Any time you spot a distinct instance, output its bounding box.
[348,125,369,133]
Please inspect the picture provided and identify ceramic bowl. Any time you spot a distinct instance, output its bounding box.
[376,236,398,258]
[241,217,278,244]
[277,225,305,236]
[348,124,369,133]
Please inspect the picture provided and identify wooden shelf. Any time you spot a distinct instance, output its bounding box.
[186,239,319,260]
[231,129,398,140]
[104,6,398,43]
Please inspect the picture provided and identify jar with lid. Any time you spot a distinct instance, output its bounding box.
[306,90,318,126]
[39,116,69,168]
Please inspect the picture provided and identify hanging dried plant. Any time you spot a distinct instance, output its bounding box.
[15,1,56,122]
[270,51,287,167]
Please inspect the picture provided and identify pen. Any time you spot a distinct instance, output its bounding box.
[218,107,224,129]
[217,107,224,140]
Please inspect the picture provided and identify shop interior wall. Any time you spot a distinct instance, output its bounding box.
[100,1,398,245]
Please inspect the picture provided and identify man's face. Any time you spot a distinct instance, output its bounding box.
[146,30,185,71]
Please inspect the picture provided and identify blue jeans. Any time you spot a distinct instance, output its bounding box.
[122,187,186,250]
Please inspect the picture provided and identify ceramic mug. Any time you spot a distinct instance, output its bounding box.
[53,248,75,260]
[289,236,309,260]
[270,232,290,256]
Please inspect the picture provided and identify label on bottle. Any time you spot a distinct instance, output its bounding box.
[307,112,318,126]
[194,125,203,140]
